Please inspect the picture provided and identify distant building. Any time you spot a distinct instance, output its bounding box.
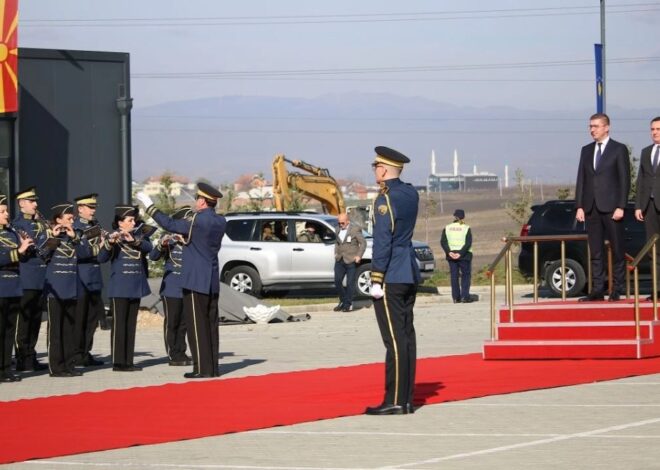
[143,174,195,197]
[427,149,499,192]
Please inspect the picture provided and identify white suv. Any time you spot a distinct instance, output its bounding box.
[218,212,435,297]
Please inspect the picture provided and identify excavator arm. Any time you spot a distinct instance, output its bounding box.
[272,154,346,215]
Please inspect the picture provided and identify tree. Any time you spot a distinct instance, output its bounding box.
[154,172,177,214]
[556,187,572,200]
[505,168,533,226]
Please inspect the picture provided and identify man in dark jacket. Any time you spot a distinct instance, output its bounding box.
[575,113,630,301]
[635,116,660,299]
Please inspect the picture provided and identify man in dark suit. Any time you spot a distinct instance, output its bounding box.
[575,113,631,301]
[137,183,226,378]
[634,116,660,299]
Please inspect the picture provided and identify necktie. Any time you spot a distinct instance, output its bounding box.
[595,142,602,170]
[654,146,660,171]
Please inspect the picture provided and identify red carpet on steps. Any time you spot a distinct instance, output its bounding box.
[4,352,660,464]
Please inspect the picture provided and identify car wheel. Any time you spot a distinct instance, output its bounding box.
[544,259,586,297]
[226,266,263,296]
[355,263,372,297]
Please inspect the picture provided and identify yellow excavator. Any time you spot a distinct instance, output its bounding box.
[272,154,346,215]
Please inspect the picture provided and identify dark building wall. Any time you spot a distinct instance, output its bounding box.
[16,48,131,228]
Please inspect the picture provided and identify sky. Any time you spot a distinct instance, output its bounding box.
[17,1,660,185]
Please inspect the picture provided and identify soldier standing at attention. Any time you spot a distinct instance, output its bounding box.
[0,194,34,382]
[137,183,226,379]
[365,146,420,416]
[98,205,152,372]
[13,187,48,372]
[72,193,106,367]
[148,206,193,367]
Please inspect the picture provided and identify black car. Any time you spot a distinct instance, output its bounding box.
[518,200,648,297]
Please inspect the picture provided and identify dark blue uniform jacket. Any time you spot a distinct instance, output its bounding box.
[147,207,226,295]
[149,237,184,299]
[371,178,421,285]
[43,235,92,300]
[0,225,27,298]
[12,214,48,290]
[98,238,152,299]
[73,217,104,291]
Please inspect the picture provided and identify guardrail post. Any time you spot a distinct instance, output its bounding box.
[533,241,539,303]
[490,272,496,339]
[561,240,566,301]
[654,243,658,321]
[607,242,613,296]
[587,242,592,294]
[507,246,514,321]
[634,267,641,359]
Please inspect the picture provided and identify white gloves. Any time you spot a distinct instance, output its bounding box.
[371,283,384,299]
[135,191,153,208]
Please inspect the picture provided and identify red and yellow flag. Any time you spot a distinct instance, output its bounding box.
[0,0,17,113]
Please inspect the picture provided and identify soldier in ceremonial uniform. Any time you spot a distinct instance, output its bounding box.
[365,146,420,416]
[148,206,193,366]
[72,193,106,368]
[43,202,93,377]
[97,205,152,372]
[0,195,34,382]
[12,187,49,372]
[137,183,226,379]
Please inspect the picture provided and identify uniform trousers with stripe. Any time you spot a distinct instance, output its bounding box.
[183,289,219,376]
[111,298,139,367]
[0,297,20,376]
[73,286,104,362]
[47,297,77,374]
[162,296,188,361]
[373,283,417,407]
[15,289,44,365]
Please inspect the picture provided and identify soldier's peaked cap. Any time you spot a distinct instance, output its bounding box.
[197,182,223,201]
[172,205,193,220]
[15,186,38,201]
[51,202,74,218]
[75,193,98,206]
[114,204,136,218]
[374,146,411,168]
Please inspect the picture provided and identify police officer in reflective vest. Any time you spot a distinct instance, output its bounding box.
[137,183,226,379]
[366,146,420,416]
[440,209,473,303]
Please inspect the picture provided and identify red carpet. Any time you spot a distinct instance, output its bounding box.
[4,353,660,464]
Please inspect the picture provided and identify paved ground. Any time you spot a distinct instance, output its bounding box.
[3,286,660,469]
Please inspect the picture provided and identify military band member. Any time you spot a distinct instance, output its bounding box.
[72,193,105,367]
[148,206,193,366]
[366,146,420,416]
[43,202,93,377]
[0,195,33,382]
[13,186,49,372]
[98,205,152,372]
[137,183,226,379]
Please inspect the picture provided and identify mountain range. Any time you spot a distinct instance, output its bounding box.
[131,92,656,187]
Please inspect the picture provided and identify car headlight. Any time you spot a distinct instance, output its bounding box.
[414,247,434,261]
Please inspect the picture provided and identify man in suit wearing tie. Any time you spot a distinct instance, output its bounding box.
[575,113,631,301]
[634,116,660,299]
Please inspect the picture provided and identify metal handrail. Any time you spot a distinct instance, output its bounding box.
[628,234,659,353]
[486,233,604,341]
